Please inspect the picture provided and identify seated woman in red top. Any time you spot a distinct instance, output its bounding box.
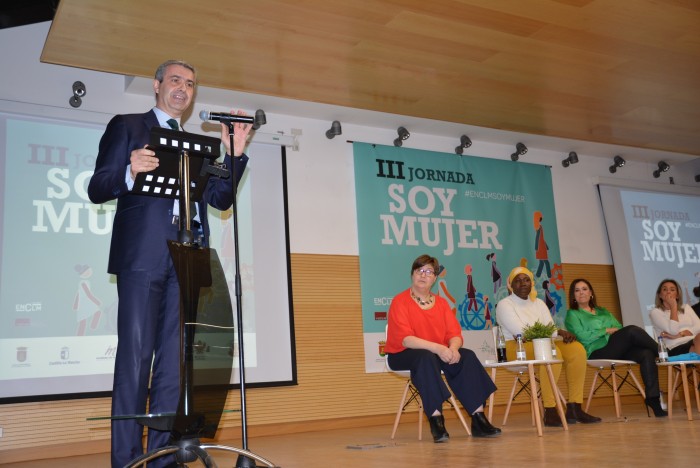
[386,254,500,441]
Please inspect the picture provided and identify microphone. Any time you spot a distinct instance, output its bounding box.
[199,109,267,129]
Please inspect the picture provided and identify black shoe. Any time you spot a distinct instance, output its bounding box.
[428,414,450,443]
[564,403,578,424]
[645,397,668,417]
[571,403,601,423]
[470,411,501,438]
[543,407,562,427]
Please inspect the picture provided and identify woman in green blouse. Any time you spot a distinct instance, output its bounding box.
[564,278,666,417]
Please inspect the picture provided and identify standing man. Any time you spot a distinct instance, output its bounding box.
[88,59,252,467]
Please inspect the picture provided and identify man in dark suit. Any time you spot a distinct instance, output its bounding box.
[87,59,252,467]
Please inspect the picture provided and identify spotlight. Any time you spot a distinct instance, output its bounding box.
[393,126,410,147]
[325,120,342,139]
[69,81,86,108]
[652,160,670,178]
[252,109,267,130]
[562,151,579,168]
[455,135,472,155]
[608,155,625,173]
[510,142,527,161]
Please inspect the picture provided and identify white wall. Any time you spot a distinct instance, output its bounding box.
[3,22,697,264]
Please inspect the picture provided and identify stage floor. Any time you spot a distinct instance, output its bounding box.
[4,401,697,467]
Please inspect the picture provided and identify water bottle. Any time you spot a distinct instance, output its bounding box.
[496,326,507,363]
[657,337,668,362]
[515,334,526,361]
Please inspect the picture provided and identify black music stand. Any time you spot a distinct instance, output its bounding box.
[123,127,278,468]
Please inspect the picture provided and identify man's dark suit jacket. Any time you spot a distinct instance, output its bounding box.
[88,109,248,273]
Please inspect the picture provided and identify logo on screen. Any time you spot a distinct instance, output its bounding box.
[15,302,42,312]
[16,347,28,362]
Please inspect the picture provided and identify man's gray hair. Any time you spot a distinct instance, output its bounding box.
[154,60,197,83]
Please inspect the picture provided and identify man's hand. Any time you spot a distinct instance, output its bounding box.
[129,146,158,180]
[220,110,254,157]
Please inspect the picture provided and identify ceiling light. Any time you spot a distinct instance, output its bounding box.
[652,160,670,178]
[69,81,86,108]
[562,151,579,168]
[510,142,527,161]
[325,120,342,139]
[608,155,625,173]
[393,126,410,147]
[455,135,472,155]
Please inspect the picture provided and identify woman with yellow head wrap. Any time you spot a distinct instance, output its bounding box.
[496,267,601,427]
[506,266,538,301]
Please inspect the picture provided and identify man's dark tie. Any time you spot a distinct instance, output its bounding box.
[166,118,179,131]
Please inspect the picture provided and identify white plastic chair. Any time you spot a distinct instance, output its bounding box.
[656,360,700,420]
[585,359,646,418]
[385,326,471,439]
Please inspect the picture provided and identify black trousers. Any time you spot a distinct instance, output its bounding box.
[589,325,660,399]
[669,340,693,356]
[388,348,497,417]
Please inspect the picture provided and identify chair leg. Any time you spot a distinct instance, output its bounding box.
[611,369,622,418]
[667,365,674,418]
[502,374,521,425]
[693,366,700,413]
[557,386,567,405]
[625,368,646,399]
[487,368,497,422]
[680,364,693,421]
[585,371,600,412]
[692,367,700,414]
[448,395,471,436]
[391,379,411,440]
[417,392,423,440]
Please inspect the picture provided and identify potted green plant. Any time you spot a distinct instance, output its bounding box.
[522,320,557,341]
[522,321,557,360]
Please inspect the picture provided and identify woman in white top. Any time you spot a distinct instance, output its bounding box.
[496,267,600,427]
[649,279,700,356]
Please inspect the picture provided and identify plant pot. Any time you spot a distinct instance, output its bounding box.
[532,338,553,360]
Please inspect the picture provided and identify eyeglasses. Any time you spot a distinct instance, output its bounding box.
[416,268,436,277]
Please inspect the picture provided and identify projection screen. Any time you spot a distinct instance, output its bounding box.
[0,106,296,402]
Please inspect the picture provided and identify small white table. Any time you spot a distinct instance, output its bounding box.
[483,359,567,436]
[656,360,700,420]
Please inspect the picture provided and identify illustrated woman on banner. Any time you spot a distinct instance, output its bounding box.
[465,264,478,312]
[543,280,557,317]
[73,264,102,335]
[533,210,551,279]
[486,252,501,295]
[436,265,457,316]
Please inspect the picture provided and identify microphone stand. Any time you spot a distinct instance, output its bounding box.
[227,121,255,468]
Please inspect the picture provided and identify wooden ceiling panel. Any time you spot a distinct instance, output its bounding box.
[41,0,700,157]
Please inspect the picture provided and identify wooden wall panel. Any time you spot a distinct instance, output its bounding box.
[0,257,656,463]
